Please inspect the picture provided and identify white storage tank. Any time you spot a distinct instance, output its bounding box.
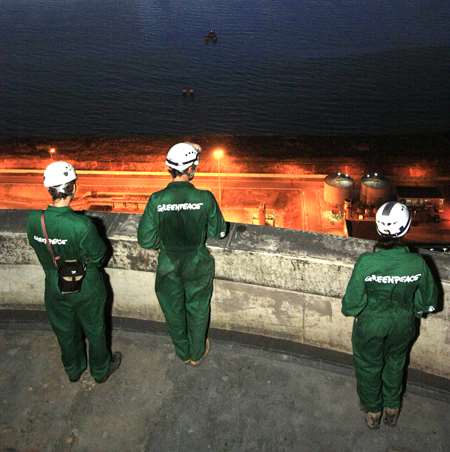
[323,172,354,207]
[360,173,391,207]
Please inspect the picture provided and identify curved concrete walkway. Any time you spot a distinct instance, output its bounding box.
[0,327,449,452]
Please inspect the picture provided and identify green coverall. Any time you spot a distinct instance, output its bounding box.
[137,181,227,361]
[27,206,112,381]
[342,246,438,412]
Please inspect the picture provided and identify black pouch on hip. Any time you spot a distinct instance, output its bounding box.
[57,259,86,294]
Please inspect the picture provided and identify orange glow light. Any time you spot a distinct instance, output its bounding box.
[213,148,224,160]
[408,166,428,178]
[49,147,56,155]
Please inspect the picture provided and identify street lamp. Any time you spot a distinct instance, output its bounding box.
[213,148,224,207]
[49,147,57,160]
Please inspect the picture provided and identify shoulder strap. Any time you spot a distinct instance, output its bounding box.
[41,211,60,268]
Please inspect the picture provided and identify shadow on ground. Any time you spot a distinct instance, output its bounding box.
[0,328,449,452]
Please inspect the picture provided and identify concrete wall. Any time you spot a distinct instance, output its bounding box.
[1,210,449,379]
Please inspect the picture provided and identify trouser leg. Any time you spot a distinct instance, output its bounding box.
[352,318,385,412]
[184,271,213,361]
[77,292,111,381]
[156,256,190,361]
[182,249,214,361]
[45,296,87,380]
[382,320,415,409]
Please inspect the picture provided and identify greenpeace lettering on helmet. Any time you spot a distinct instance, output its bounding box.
[157,202,203,213]
[364,274,422,284]
[33,235,68,245]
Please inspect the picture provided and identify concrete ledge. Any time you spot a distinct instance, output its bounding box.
[1,209,449,380]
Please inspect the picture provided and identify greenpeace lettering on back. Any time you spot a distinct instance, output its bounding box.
[364,274,422,284]
[33,235,67,245]
[157,202,203,213]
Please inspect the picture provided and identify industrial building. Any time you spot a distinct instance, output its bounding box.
[397,186,444,212]
[397,186,444,223]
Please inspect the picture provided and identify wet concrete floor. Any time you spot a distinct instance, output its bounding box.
[0,327,449,452]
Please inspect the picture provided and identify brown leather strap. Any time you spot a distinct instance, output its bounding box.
[40,211,60,268]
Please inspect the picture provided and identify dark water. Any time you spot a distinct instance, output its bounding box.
[1,0,450,137]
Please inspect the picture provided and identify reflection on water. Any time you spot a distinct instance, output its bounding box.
[1,0,450,136]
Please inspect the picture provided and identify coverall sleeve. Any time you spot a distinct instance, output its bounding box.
[26,212,40,259]
[207,192,227,239]
[414,258,438,317]
[26,213,35,246]
[80,221,107,267]
[341,255,368,317]
[137,195,160,249]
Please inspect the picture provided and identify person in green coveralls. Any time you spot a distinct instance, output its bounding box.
[342,201,438,429]
[27,161,121,383]
[138,142,227,366]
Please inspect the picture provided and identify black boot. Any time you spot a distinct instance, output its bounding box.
[95,352,122,384]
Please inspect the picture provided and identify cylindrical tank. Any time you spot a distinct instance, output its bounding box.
[360,173,391,207]
[323,173,354,207]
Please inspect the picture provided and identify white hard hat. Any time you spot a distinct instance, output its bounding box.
[166,142,201,172]
[376,202,411,238]
[43,161,77,188]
